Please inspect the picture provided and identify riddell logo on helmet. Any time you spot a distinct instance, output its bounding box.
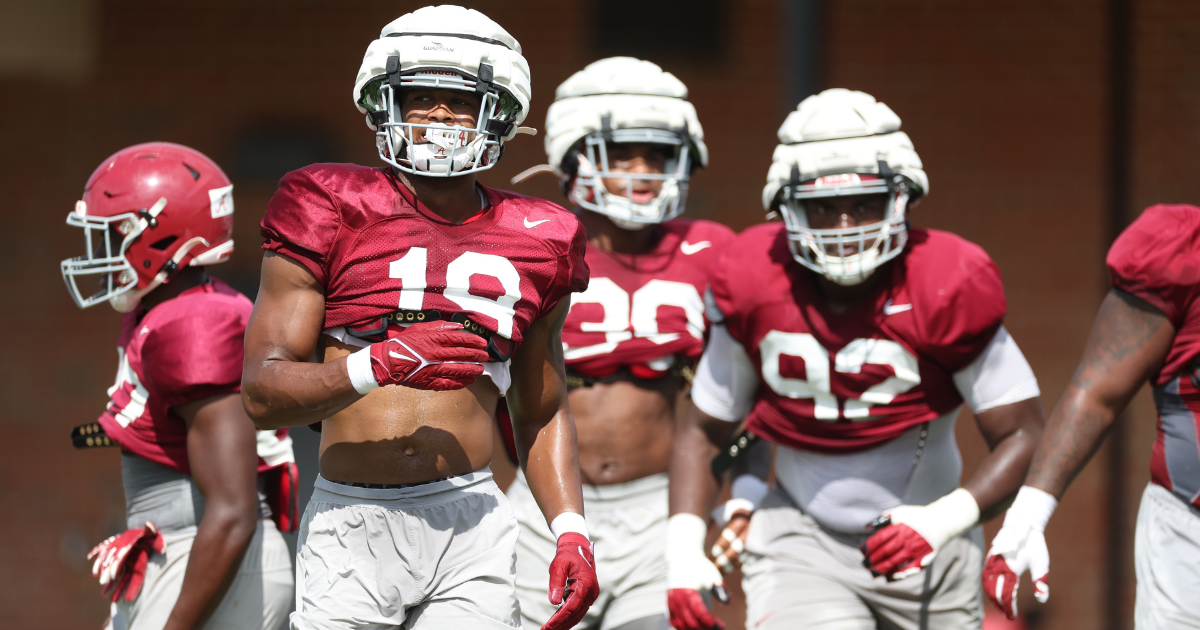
[813,173,863,188]
[415,70,462,79]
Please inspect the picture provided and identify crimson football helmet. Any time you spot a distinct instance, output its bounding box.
[61,142,235,311]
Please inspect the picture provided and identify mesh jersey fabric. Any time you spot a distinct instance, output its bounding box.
[707,223,1005,453]
[261,163,589,356]
[563,218,734,376]
[97,279,292,476]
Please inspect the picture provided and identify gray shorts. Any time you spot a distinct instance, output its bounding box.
[1135,482,1200,629]
[508,472,670,630]
[741,486,983,630]
[292,470,520,630]
[110,454,294,630]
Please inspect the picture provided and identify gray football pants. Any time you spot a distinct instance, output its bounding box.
[741,486,983,630]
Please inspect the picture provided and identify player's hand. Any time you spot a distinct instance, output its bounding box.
[861,488,979,581]
[543,532,599,630]
[368,321,489,391]
[982,486,1058,620]
[710,505,752,574]
[667,513,726,630]
[87,521,166,603]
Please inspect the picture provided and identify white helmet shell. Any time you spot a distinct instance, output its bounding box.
[352,5,532,176]
[544,57,706,227]
[762,89,928,285]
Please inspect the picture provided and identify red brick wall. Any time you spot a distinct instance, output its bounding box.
[2,1,1197,627]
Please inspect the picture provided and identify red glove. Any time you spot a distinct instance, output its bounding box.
[860,489,980,581]
[358,321,489,391]
[542,532,599,630]
[668,588,725,630]
[87,521,166,603]
[861,522,934,581]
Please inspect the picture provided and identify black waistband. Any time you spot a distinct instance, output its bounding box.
[326,475,453,490]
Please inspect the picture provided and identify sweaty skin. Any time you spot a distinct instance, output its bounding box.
[1025,289,1175,498]
[670,194,1045,525]
[570,144,688,485]
[241,89,585,524]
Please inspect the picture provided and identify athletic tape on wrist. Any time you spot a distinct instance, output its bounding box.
[550,511,589,541]
[1010,485,1058,532]
[666,513,709,551]
[347,346,380,394]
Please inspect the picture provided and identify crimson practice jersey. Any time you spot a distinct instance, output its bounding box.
[708,224,1005,453]
[1107,204,1200,507]
[563,219,735,377]
[98,279,294,475]
[261,164,589,362]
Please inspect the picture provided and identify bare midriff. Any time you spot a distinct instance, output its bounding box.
[316,335,499,485]
[570,376,681,486]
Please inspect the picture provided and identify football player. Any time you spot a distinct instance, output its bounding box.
[506,57,733,630]
[60,142,296,630]
[241,6,598,630]
[665,89,1048,630]
[982,205,1200,629]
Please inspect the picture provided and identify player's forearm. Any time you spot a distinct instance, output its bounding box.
[242,356,361,428]
[519,408,585,523]
[162,502,257,630]
[1025,385,1120,499]
[669,407,736,517]
[964,424,1041,520]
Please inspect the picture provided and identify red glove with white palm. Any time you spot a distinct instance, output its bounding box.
[543,530,599,630]
[982,486,1057,620]
[346,321,489,393]
[87,521,166,603]
[861,488,980,581]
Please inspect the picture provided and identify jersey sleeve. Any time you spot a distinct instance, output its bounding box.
[542,218,590,317]
[916,246,1007,372]
[951,325,1040,413]
[691,324,759,421]
[260,168,342,286]
[139,304,247,409]
[1107,204,1200,327]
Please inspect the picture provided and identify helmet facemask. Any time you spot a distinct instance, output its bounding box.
[61,204,146,310]
[778,163,912,286]
[568,124,693,230]
[360,63,522,177]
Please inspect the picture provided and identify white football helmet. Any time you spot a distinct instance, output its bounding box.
[762,88,928,285]
[543,57,707,229]
[353,5,532,177]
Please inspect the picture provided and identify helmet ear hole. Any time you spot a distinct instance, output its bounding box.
[149,236,178,251]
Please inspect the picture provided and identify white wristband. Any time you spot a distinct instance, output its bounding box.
[666,513,708,553]
[1008,485,1058,532]
[550,511,589,540]
[346,346,380,395]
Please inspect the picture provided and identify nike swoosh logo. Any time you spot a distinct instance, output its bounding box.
[524,217,550,228]
[388,350,417,363]
[577,546,593,568]
[680,240,712,255]
[883,301,913,315]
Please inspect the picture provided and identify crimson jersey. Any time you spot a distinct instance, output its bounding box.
[1107,204,1200,507]
[261,164,589,358]
[98,279,293,475]
[563,219,735,375]
[709,224,1005,453]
